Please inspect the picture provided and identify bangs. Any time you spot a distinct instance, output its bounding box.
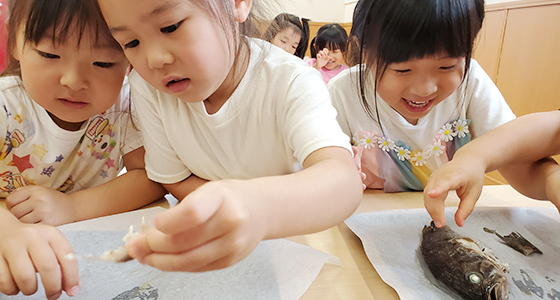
[24,0,119,50]
[315,24,348,53]
[358,0,483,64]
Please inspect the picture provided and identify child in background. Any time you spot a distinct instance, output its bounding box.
[329,0,516,192]
[96,0,362,273]
[1,0,166,297]
[262,13,310,59]
[306,23,349,84]
[425,110,560,228]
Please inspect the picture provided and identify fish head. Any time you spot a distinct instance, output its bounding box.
[462,260,509,300]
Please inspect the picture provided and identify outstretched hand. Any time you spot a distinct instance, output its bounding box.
[126,179,267,272]
[423,158,486,227]
[6,186,77,226]
[0,217,80,299]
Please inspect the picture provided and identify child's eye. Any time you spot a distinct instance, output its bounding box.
[394,69,411,74]
[440,65,456,70]
[93,62,115,69]
[161,21,183,33]
[37,50,59,59]
[124,40,139,49]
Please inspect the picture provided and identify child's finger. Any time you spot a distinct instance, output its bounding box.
[28,241,63,299]
[49,231,80,297]
[0,256,19,295]
[142,231,253,272]
[5,251,38,295]
[453,186,482,227]
[152,188,224,235]
[423,187,448,228]
[5,188,32,210]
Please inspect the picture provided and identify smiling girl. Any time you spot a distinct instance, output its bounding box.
[329,0,516,192]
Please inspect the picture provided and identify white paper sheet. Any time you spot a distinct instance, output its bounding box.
[345,207,560,300]
[1,207,339,300]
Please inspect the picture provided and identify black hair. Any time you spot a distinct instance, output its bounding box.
[310,23,348,59]
[262,13,310,58]
[3,0,121,77]
[350,0,485,123]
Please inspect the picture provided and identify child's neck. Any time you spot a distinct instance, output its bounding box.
[47,111,85,131]
[204,41,251,115]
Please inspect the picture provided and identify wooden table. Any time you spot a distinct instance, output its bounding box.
[1,185,556,299]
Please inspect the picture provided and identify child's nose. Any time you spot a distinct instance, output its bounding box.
[146,44,174,69]
[60,66,88,91]
[410,76,437,97]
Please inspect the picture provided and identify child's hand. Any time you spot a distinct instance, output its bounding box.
[6,186,77,226]
[423,157,486,228]
[0,217,80,299]
[314,48,330,69]
[127,179,266,272]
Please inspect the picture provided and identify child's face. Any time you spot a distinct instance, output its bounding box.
[14,25,129,130]
[98,0,247,105]
[271,28,301,55]
[323,48,344,70]
[376,55,465,125]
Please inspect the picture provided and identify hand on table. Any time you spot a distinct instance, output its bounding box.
[7,186,77,226]
[0,218,80,299]
[423,158,486,228]
[126,179,266,272]
[314,48,330,69]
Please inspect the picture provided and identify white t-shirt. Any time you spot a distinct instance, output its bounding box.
[0,76,142,197]
[328,59,516,191]
[130,37,351,184]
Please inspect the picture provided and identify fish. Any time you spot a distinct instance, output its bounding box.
[483,227,543,256]
[421,222,509,300]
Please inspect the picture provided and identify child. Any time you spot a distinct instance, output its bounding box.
[95,0,363,273]
[262,13,310,59]
[424,110,560,228]
[1,0,166,297]
[305,23,349,84]
[328,0,516,193]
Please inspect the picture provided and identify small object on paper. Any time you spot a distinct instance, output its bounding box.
[483,227,543,256]
[65,217,149,263]
[421,222,509,300]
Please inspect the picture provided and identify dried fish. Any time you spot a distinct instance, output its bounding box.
[483,227,543,256]
[421,222,509,300]
[65,217,150,263]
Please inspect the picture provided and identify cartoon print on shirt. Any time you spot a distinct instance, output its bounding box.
[0,170,33,193]
[57,175,75,193]
[86,116,117,161]
[0,129,26,160]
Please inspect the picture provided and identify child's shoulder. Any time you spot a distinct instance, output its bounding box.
[249,38,313,76]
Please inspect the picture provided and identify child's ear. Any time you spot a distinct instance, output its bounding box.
[232,0,252,23]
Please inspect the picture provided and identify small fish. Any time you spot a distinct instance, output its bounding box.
[421,222,509,300]
[483,227,543,256]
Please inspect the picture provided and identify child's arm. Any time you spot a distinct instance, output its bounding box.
[424,111,560,227]
[0,208,80,298]
[7,147,167,226]
[126,146,362,272]
[163,175,209,201]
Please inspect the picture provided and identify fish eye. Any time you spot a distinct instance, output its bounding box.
[466,272,483,284]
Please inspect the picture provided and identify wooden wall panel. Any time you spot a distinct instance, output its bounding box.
[473,10,508,82]
[496,4,560,115]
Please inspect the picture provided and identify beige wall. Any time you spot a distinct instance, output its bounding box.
[276,0,519,23]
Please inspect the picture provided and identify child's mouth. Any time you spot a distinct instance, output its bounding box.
[404,98,432,108]
[166,78,190,94]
